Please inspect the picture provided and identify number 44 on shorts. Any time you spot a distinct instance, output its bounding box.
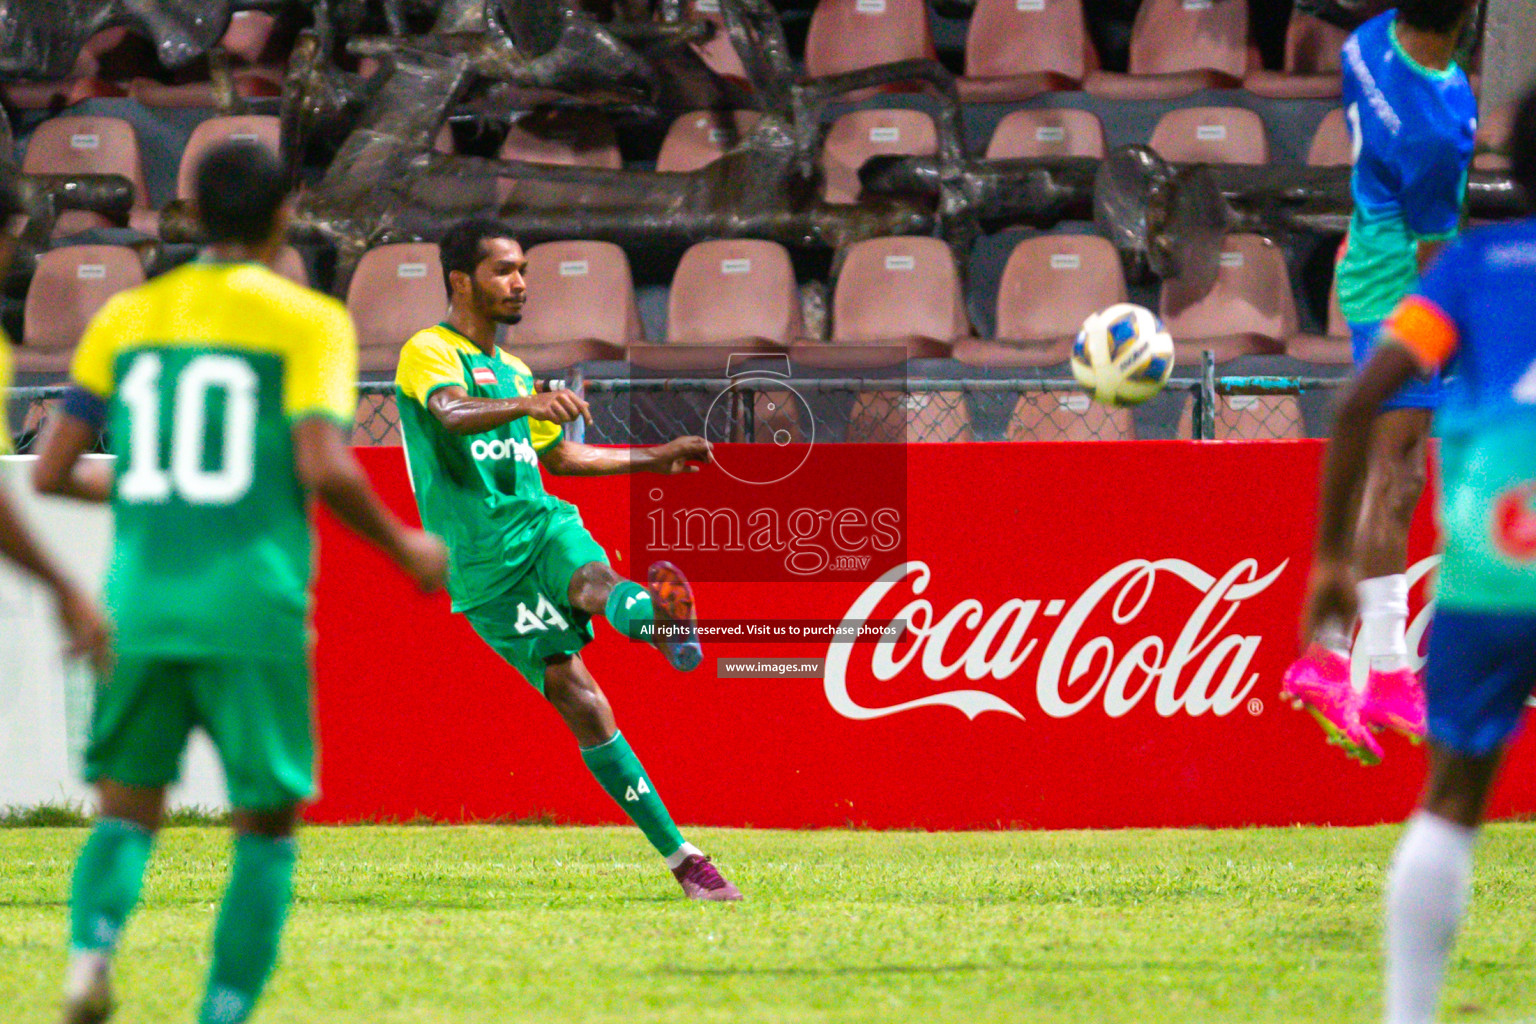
[512,595,570,635]
[625,777,651,802]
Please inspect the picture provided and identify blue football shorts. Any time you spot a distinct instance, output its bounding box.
[1423,607,1536,756]
[1351,319,1441,411]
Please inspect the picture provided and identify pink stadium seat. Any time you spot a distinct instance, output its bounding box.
[503,240,640,370]
[820,109,938,204]
[23,115,153,236]
[272,246,310,288]
[803,0,938,79]
[497,110,622,203]
[826,236,968,352]
[1307,108,1353,166]
[955,234,1132,440]
[18,245,145,374]
[1285,279,1351,365]
[656,110,763,172]
[959,0,1096,102]
[796,236,971,441]
[684,0,750,81]
[1162,234,1301,439]
[1086,0,1251,100]
[628,239,800,372]
[345,243,446,374]
[1245,12,1349,99]
[129,11,287,107]
[985,109,1106,159]
[1,28,131,109]
[1475,103,1514,172]
[1148,107,1269,165]
[175,115,281,199]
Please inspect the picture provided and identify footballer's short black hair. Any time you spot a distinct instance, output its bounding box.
[193,141,288,246]
[439,218,518,294]
[1396,0,1476,34]
[1512,84,1536,208]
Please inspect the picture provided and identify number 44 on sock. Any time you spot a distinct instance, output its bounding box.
[624,778,651,803]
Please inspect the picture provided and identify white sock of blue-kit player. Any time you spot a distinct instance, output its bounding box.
[665,842,704,870]
[1385,811,1475,1024]
[1356,574,1411,673]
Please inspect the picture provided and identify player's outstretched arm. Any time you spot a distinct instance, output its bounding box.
[539,436,713,477]
[1301,341,1421,642]
[291,416,448,593]
[0,488,110,671]
[427,386,592,435]
[31,405,113,503]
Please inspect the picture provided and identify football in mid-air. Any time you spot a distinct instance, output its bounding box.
[1070,303,1176,407]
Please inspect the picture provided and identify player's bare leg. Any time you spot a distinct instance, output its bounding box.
[543,655,740,901]
[62,781,166,1024]
[1384,743,1501,1024]
[195,803,301,1024]
[568,561,702,672]
[1354,409,1432,740]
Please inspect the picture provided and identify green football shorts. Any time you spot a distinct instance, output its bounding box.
[464,508,609,691]
[84,654,315,811]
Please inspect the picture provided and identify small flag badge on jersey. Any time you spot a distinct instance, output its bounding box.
[472,367,498,386]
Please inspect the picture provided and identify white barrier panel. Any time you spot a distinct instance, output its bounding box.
[0,456,227,813]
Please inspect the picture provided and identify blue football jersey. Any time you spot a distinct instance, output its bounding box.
[1335,10,1476,325]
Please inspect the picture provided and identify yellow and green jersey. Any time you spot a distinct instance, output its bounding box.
[395,323,566,613]
[1,329,12,454]
[69,260,357,657]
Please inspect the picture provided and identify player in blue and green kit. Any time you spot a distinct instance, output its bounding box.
[31,142,448,1024]
[1284,0,1478,764]
[1302,87,1536,1024]
[395,219,741,901]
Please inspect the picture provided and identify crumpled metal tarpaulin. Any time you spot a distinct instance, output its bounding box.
[0,0,238,79]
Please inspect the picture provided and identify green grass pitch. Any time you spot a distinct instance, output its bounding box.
[4,824,1536,1023]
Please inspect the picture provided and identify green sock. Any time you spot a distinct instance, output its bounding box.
[68,817,154,954]
[580,732,685,858]
[604,580,655,642]
[198,834,296,1024]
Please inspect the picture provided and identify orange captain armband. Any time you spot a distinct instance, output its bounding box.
[1386,296,1459,372]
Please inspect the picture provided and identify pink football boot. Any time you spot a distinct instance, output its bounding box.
[1359,664,1427,741]
[1280,644,1383,765]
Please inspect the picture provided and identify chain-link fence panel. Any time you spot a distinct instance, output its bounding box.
[8,373,1355,451]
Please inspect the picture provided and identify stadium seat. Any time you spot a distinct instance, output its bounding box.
[1,28,131,109]
[958,0,1096,102]
[497,109,622,203]
[1307,108,1353,166]
[1086,0,1251,100]
[683,0,750,82]
[820,109,938,205]
[128,11,287,107]
[955,234,1133,440]
[1244,12,1349,99]
[1285,279,1351,365]
[985,109,1106,159]
[656,110,763,172]
[17,245,145,375]
[806,236,970,441]
[1148,107,1269,165]
[627,239,800,372]
[1161,234,1302,439]
[803,0,938,80]
[503,240,640,370]
[1475,102,1514,171]
[23,115,154,236]
[345,243,446,376]
[272,246,310,289]
[175,115,281,199]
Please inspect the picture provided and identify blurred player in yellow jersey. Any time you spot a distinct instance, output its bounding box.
[32,142,447,1024]
[0,171,108,666]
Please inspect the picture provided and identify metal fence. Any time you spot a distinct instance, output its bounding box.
[7,356,1354,451]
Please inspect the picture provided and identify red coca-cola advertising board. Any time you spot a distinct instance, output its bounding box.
[308,442,1536,829]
